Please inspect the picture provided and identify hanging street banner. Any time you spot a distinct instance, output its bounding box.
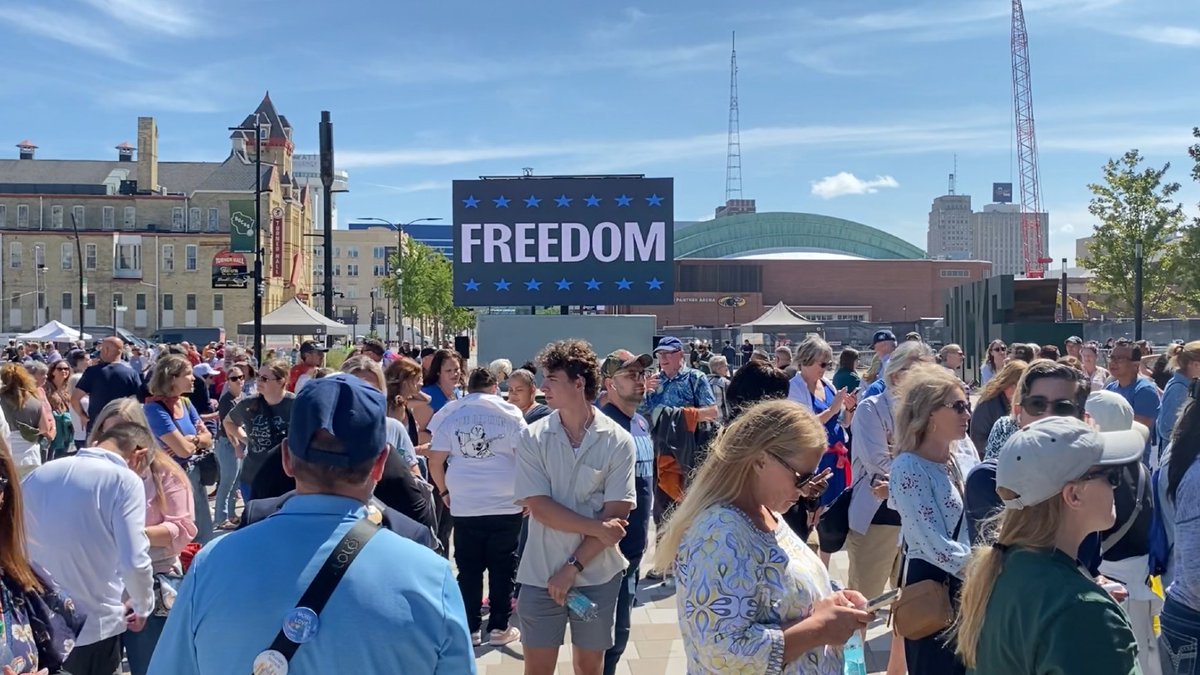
[452,177,674,306]
[270,206,284,278]
[212,251,249,289]
[229,200,256,254]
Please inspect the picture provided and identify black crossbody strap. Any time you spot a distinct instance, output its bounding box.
[261,517,380,665]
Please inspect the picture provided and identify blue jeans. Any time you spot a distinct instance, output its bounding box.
[213,437,241,524]
[603,556,641,675]
[1161,595,1200,674]
[121,612,167,675]
[187,464,213,545]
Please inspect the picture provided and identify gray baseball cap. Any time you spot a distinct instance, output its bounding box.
[996,416,1147,510]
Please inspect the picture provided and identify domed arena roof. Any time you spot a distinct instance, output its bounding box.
[674,212,926,260]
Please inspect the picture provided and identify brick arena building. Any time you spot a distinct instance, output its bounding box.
[617,212,993,328]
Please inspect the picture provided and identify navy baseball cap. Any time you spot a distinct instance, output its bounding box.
[288,375,387,468]
[654,336,683,354]
[1066,336,1083,345]
[871,330,897,346]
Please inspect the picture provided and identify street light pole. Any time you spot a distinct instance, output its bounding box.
[228,117,265,364]
[358,216,442,345]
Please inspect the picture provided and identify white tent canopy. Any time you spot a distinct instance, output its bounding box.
[237,298,350,336]
[17,320,91,342]
[740,302,822,332]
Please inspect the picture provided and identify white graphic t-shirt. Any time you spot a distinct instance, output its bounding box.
[428,393,528,517]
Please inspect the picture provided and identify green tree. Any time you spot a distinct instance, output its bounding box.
[1181,128,1200,313]
[380,240,475,341]
[1082,149,1187,317]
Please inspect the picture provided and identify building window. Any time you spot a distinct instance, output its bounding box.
[163,294,174,311]
[17,205,29,228]
[332,247,341,258]
[162,245,174,272]
[347,246,359,259]
[61,243,73,270]
[50,205,64,229]
[207,208,219,232]
[213,294,223,311]
[346,286,359,299]
[373,264,387,276]
[373,246,386,259]
[61,292,72,310]
[189,207,201,232]
[171,207,184,232]
[85,293,96,310]
[258,124,270,143]
[939,269,970,278]
[85,244,97,270]
[0,205,5,227]
[102,206,115,230]
[73,205,84,228]
[185,245,197,271]
[33,244,44,268]
[314,246,324,258]
[347,264,359,277]
[9,242,21,268]
[113,292,124,308]
[114,242,141,272]
[186,294,196,311]
[333,264,341,277]
[136,293,146,311]
[123,206,136,230]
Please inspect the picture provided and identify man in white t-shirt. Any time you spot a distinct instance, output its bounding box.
[428,366,528,648]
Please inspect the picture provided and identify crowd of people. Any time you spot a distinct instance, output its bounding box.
[0,329,1199,674]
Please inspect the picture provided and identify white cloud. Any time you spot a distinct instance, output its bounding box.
[0,6,134,62]
[360,180,446,194]
[810,172,900,199]
[1122,25,1200,47]
[80,0,201,36]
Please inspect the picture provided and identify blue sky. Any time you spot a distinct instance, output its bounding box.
[2,0,1198,264]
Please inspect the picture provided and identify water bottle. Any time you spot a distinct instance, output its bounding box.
[565,589,599,621]
[843,632,866,675]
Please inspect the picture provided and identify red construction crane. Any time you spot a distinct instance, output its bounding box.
[1011,0,1052,278]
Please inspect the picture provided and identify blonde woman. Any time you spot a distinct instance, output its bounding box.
[1159,340,1200,446]
[955,417,1146,674]
[91,398,197,675]
[0,363,56,477]
[969,360,1029,456]
[888,364,978,675]
[654,399,873,673]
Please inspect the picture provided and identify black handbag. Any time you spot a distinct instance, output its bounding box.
[196,452,219,486]
[816,477,862,553]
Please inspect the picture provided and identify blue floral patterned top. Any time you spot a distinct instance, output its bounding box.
[675,503,843,675]
[0,567,83,674]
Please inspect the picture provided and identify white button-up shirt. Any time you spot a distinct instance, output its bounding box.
[22,446,155,646]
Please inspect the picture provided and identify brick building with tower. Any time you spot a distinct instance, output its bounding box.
[0,94,315,342]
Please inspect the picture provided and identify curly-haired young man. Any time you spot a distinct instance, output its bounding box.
[513,339,636,675]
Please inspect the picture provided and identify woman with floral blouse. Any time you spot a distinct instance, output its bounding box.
[887,364,979,674]
[653,399,874,674]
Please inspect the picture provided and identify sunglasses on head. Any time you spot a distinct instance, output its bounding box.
[943,400,972,414]
[766,452,818,490]
[1022,396,1080,417]
[1078,466,1121,488]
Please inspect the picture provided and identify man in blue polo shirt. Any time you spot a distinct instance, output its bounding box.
[149,376,474,674]
[599,349,655,675]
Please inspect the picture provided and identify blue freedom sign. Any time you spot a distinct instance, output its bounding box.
[452,177,674,306]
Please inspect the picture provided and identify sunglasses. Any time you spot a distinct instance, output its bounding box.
[943,400,972,415]
[1021,396,1080,418]
[257,375,279,382]
[992,346,1007,352]
[53,366,70,371]
[767,452,818,490]
[1078,466,1122,488]
[227,375,245,382]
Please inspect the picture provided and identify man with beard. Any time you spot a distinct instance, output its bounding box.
[598,350,655,675]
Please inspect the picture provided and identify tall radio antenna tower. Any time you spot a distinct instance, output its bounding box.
[725,31,743,202]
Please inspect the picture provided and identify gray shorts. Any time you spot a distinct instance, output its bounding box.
[517,573,624,651]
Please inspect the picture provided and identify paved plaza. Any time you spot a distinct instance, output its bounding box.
[472,542,895,675]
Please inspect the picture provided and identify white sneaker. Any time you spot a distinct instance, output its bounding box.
[489,626,520,646]
[471,630,482,647]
